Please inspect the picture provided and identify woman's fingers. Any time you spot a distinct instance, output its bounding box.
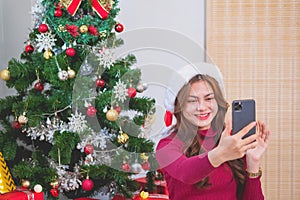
[223,119,232,137]
[257,121,270,143]
[234,121,256,139]
[242,140,258,152]
[241,133,257,145]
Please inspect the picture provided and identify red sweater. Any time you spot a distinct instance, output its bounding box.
[155,129,264,200]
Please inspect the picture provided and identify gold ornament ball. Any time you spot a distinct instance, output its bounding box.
[0,68,10,81]
[50,181,59,188]
[18,114,28,124]
[21,179,31,188]
[43,49,53,59]
[117,132,129,144]
[140,153,149,161]
[80,25,88,33]
[140,190,149,199]
[106,109,119,121]
[67,67,76,79]
[58,24,66,32]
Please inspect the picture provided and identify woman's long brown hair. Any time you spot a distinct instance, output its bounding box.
[171,74,246,200]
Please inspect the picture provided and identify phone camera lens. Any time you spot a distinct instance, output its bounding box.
[234,101,242,111]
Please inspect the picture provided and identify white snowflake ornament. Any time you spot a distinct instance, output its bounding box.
[95,47,115,69]
[35,32,57,52]
[68,111,88,133]
[113,80,127,102]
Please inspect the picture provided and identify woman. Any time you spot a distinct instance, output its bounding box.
[156,66,270,200]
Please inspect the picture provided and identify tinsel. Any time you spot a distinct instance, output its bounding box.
[30,0,45,28]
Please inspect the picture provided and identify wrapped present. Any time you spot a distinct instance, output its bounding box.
[0,152,16,194]
[134,177,168,196]
[0,188,44,200]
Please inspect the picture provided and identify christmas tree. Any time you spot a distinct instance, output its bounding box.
[0,0,157,199]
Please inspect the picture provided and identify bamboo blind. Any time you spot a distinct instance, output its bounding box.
[206,0,300,199]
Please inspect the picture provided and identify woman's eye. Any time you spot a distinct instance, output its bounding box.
[206,97,214,101]
[187,99,198,103]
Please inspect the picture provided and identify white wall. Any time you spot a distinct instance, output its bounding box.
[118,0,206,138]
[0,0,206,138]
[0,0,32,97]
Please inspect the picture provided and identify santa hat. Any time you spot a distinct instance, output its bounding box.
[163,62,224,127]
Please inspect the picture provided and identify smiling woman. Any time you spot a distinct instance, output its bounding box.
[182,76,219,130]
[155,63,271,200]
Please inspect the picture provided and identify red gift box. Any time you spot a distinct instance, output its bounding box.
[0,189,44,200]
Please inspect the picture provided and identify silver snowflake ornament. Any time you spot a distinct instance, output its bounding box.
[35,32,57,52]
[113,80,127,102]
[56,165,82,191]
[68,111,88,133]
[95,47,115,69]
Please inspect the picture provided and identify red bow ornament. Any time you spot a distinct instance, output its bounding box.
[60,0,111,19]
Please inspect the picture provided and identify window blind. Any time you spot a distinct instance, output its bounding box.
[206,1,300,199]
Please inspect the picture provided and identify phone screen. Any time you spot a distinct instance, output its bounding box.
[232,99,256,139]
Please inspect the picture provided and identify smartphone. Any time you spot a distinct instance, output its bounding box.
[232,99,256,139]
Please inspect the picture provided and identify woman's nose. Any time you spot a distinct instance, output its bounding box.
[196,99,205,110]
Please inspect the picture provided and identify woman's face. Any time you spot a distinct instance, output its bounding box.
[182,80,218,130]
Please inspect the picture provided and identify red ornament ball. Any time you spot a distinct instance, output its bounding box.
[121,163,131,172]
[84,144,94,154]
[115,23,124,33]
[127,87,137,98]
[95,78,105,88]
[54,9,63,17]
[50,188,59,197]
[38,24,48,33]
[114,105,121,114]
[66,47,76,57]
[82,179,94,191]
[34,82,44,91]
[86,106,97,117]
[25,44,34,53]
[141,161,150,171]
[11,121,22,129]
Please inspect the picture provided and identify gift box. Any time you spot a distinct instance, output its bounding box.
[0,188,44,200]
[134,177,168,196]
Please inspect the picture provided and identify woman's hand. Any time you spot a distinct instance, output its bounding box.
[208,120,258,167]
[246,121,271,172]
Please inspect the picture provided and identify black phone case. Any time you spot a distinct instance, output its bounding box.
[232,99,256,139]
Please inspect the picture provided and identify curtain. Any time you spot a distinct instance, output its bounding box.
[206,0,300,199]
